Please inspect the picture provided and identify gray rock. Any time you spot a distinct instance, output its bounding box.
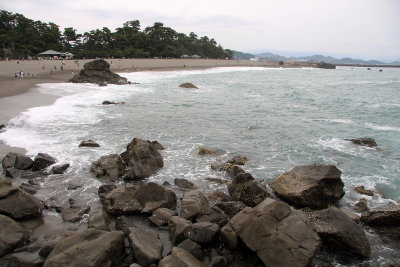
[307,207,371,258]
[0,214,30,257]
[360,205,400,226]
[149,208,177,227]
[79,140,100,148]
[70,59,129,85]
[88,209,110,231]
[177,239,204,261]
[101,186,142,216]
[196,206,229,226]
[220,224,238,249]
[184,222,220,244]
[345,138,377,147]
[174,178,197,190]
[169,216,192,245]
[354,199,369,212]
[121,138,164,180]
[32,153,57,171]
[2,152,33,170]
[91,154,125,182]
[180,190,211,220]
[228,172,272,207]
[215,201,246,218]
[227,155,247,165]
[0,178,43,219]
[158,247,206,267]
[269,165,344,209]
[43,229,126,267]
[61,206,90,223]
[128,226,163,266]
[7,251,44,267]
[134,182,177,213]
[229,198,321,266]
[52,163,70,174]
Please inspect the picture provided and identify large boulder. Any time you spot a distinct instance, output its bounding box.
[158,247,206,267]
[69,59,128,85]
[0,214,30,257]
[228,172,272,207]
[184,222,220,244]
[90,154,125,182]
[168,216,192,245]
[360,205,400,226]
[180,190,211,220]
[149,208,177,227]
[88,209,110,231]
[229,198,321,266]
[269,165,344,209]
[61,206,90,223]
[32,153,57,171]
[121,138,164,180]
[43,229,126,267]
[128,226,163,266]
[1,152,33,170]
[307,207,371,258]
[100,183,176,216]
[0,178,43,219]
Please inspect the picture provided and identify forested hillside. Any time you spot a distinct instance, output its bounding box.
[0,10,233,59]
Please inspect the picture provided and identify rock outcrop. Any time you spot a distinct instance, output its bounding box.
[360,205,400,226]
[32,153,57,171]
[228,198,321,266]
[43,229,126,267]
[345,138,377,147]
[0,214,30,257]
[307,207,371,258]
[91,154,125,182]
[69,59,129,85]
[269,165,344,209]
[179,83,199,89]
[0,178,44,219]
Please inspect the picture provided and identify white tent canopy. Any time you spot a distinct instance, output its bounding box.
[38,50,74,58]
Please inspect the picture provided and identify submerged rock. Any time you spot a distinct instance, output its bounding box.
[227,155,247,165]
[228,198,321,266]
[69,59,129,85]
[354,185,374,196]
[198,146,216,155]
[269,165,344,209]
[307,207,371,258]
[360,205,400,226]
[345,138,377,147]
[174,178,197,190]
[79,140,100,148]
[179,82,199,89]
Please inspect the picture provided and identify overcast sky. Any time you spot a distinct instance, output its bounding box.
[1,0,399,61]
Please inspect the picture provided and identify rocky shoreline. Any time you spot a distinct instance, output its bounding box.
[0,136,399,266]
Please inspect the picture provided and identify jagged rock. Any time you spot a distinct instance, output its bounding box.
[216,201,247,218]
[79,140,100,148]
[43,229,126,267]
[149,208,177,227]
[184,222,220,244]
[227,155,247,165]
[174,178,197,190]
[100,183,176,216]
[180,190,211,220]
[269,165,344,209]
[69,59,129,85]
[2,152,33,170]
[52,163,70,174]
[229,198,321,266]
[198,146,215,155]
[0,178,43,219]
[360,205,400,226]
[158,247,206,267]
[91,154,125,182]
[228,172,272,207]
[345,138,377,147]
[307,207,371,258]
[169,216,192,245]
[0,214,30,257]
[177,239,204,261]
[121,138,164,180]
[196,206,229,226]
[61,206,90,223]
[32,153,57,171]
[354,199,369,212]
[128,226,163,266]
[354,185,374,196]
[179,83,199,89]
[88,209,110,231]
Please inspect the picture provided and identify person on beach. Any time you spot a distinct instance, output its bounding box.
[71,71,75,77]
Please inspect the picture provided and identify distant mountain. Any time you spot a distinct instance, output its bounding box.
[233,50,398,65]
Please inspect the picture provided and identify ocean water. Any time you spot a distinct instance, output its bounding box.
[1,66,400,265]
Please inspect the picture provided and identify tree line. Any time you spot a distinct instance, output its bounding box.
[0,10,234,59]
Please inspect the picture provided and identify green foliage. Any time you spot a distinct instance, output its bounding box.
[0,10,230,59]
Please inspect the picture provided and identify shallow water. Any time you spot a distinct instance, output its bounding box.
[1,66,399,265]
